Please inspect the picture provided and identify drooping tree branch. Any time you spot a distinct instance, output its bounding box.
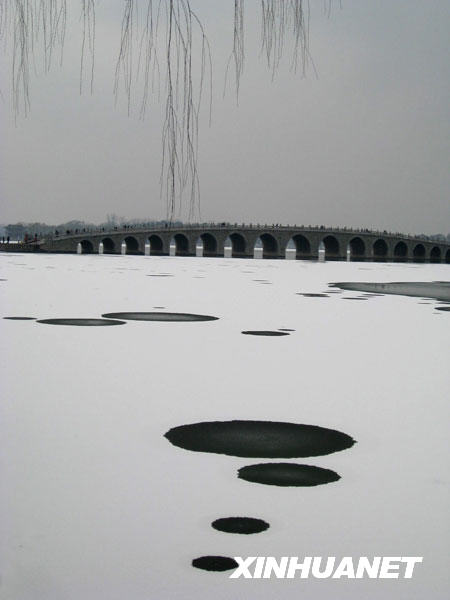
[1,0,67,118]
[261,0,312,78]
[1,0,318,218]
[80,0,95,94]
[113,0,211,220]
[224,0,244,100]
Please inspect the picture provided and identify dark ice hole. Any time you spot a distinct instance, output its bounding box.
[436,306,450,312]
[279,328,295,332]
[164,420,355,458]
[238,463,340,487]
[102,312,218,322]
[37,318,126,326]
[3,317,36,320]
[212,517,269,535]
[192,556,238,572]
[242,330,289,336]
[342,297,367,300]
[297,293,329,298]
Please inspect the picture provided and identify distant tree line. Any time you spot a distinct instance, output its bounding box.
[1,217,182,241]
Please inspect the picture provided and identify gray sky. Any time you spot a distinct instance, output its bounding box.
[1,0,449,234]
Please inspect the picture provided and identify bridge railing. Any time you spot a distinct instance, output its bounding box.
[46,223,448,246]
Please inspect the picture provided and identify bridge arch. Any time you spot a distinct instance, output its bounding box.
[101,237,115,254]
[290,234,311,259]
[148,234,164,255]
[413,243,426,262]
[349,236,365,260]
[430,246,441,263]
[446,249,450,263]
[394,241,408,261]
[199,232,218,256]
[172,233,189,255]
[323,235,340,259]
[123,236,140,255]
[227,232,247,256]
[373,238,388,260]
[257,233,278,258]
[80,239,94,254]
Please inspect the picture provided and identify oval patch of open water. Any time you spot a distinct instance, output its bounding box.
[164,420,355,458]
[102,312,218,322]
[212,517,269,535]
[37,318,126,326]
[238,463,340,487]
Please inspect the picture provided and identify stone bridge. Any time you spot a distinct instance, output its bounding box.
[39,225,450,262]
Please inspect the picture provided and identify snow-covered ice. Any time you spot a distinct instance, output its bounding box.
[0,253,449,599]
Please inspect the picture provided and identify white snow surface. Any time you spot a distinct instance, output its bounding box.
[0,253,449,600]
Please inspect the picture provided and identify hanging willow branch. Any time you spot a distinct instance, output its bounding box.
[114,0,211,220]
[138,0,161,119]
[80,0,95,94]
[1,0,318,218]
[224,0,244,99]
[0,0,67,118]
[162,0,212,220]
[225,1,312,97]
[261,0,312,77]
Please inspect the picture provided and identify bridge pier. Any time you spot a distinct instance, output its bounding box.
[224,239,232,258]
[195,237,203,257]
[318,242,325,262]
[285,239,296,260]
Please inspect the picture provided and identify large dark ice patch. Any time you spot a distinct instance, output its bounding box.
[164,420,355,458]
[102,312,218,322]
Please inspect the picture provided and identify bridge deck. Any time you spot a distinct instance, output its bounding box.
[31,225,450,263]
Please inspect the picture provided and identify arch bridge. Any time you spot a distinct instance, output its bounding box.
[40,225,450,263]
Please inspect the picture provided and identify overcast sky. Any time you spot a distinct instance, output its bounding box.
[1,0,449,234]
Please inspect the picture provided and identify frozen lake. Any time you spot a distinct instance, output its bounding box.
[0,253,449,599]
